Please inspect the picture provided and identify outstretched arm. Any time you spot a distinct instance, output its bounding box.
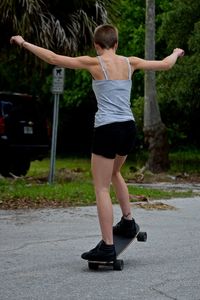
[10,35,95,70]
[130,48,184,71]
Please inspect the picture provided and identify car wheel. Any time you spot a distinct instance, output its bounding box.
[10,157,31,176]
[0,157,31,177]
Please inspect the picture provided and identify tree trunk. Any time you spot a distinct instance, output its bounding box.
[144,0,170,173]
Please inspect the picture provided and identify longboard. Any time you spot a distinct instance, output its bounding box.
[88,230,147,271]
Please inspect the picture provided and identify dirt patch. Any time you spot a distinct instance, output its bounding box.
[127,171,200,184]
[129,193,177,210]
[25,168,82,184]
[132,201,177,211]
[0,198,71,210]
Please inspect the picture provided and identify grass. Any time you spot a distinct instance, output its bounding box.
[0,151,199,209]
[169,149,200,173]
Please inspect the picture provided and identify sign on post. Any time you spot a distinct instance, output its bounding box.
[49,67,65,184]
[51,67,65,94]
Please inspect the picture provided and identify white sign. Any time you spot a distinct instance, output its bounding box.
[51,67,65,94]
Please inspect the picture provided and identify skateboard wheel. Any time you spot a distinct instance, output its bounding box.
[137,231,147,242]
[88,262,99,270]
[113,259,124,271]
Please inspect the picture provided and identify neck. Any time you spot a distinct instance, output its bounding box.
[97,48,116,56]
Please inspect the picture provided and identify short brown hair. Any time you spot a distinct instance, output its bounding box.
[93,24,118,49]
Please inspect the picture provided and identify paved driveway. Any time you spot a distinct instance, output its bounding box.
[0,197,200,300]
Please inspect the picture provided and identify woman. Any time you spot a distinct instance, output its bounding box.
[10,24,184,262]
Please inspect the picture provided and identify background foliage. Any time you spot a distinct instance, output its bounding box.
[0,0,199,154]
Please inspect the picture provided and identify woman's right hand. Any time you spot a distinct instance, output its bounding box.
[10,35,25,47]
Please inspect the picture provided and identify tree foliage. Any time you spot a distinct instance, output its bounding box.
[157,0,200,147]
[0,0,115,96]
[0,0,114,53]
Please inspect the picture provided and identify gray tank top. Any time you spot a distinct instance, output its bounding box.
[92,56,135,128]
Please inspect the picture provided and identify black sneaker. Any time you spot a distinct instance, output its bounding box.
[113,217,140,238]
[81,240,116,262]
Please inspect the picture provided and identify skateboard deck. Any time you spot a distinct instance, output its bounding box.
[87,230,147,271]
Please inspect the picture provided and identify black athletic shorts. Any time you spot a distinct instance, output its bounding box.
[92,120,136,159]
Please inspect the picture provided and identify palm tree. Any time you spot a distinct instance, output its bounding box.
[144,0,170,173]
[0,0,114,53]
[0,0,116,90]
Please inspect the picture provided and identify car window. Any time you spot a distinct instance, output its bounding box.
[1,101,13,117]
[0,95,47,126]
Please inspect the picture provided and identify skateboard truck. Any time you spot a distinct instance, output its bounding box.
[88,259,124,271]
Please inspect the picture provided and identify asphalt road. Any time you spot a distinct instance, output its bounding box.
[0,197,200,300]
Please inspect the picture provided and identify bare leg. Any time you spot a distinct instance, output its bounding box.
[91,153,114,245]
[111,155,132,220]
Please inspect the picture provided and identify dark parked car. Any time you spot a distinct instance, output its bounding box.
[0,92,50,176]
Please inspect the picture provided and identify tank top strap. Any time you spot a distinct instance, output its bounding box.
[97,56,109,80]
[124,57,132,80]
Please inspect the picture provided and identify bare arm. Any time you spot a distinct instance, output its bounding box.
[130,48,184,71]
[10,35,95,70]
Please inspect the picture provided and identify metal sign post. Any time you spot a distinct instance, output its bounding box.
[48,66,65,184]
